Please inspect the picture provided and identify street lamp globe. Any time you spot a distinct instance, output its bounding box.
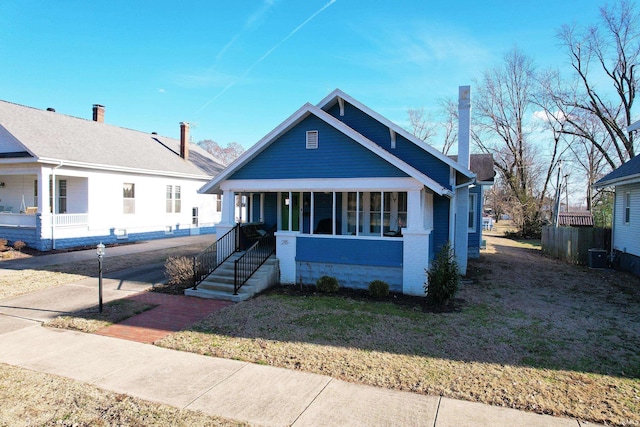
[96,242,105,258]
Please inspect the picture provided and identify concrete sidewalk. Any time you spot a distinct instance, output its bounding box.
[0,317,599,427]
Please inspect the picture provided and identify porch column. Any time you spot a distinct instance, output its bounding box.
[402,229,431,296]
[216,190,236,238]
[405,189,422,230]
[275,231,297,284]
[403,188,430,296]
[37,168,50,214]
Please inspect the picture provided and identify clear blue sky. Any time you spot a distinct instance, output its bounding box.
[1,0,605,150]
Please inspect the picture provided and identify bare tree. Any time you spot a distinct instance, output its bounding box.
[197,140,245,165]
[439,98,458,155]
[407,100,458,154]
[473,47,549,237]
[555,0,640,168]
[407,107,437,144]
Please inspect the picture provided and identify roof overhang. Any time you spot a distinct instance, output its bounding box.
[200,103,455,197]
[593,173,640,188]
[35,157,211,180]
[317,89,475,179]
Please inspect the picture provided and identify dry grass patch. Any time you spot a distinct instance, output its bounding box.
[0,363,246,426]
[159,235,640,426]
[46,297,157,333]
[0,270,87,300]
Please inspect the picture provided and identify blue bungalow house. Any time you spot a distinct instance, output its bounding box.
[200,88,492,295]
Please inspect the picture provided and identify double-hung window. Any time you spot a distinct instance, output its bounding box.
[468,193,477,232]
[166,185,182,213]
[123,183,135,214]
[624,192,631,224]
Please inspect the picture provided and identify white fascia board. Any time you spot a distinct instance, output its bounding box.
[220,177,425,192]
[593,173,640,188]
[628,120,640,133]
[199,103,316,194]
[312,106,451,196]
[316,89,474,179]
[36,157,211,180]
[200,100,453,197]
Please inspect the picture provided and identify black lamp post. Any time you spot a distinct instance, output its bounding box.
[96,242,105,313]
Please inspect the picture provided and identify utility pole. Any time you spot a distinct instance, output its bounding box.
[553,160,563,227]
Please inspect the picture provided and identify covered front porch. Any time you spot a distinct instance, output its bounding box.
[0,166,89,249]
[215,179,437,295]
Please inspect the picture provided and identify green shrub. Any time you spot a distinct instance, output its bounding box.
[368,280,389,298]
[316,275,339,293]
[164,256,194,287]
[424,241,459,305]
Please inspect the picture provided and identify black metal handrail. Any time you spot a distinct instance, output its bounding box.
[233,225,276,295]
[193,223,240,289]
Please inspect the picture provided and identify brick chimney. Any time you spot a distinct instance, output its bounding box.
[92,104,105,123]
[180,122,189,160]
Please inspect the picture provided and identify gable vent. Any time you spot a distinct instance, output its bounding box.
[306,130,318,149]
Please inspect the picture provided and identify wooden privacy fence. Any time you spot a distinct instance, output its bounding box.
[541,226,611,265]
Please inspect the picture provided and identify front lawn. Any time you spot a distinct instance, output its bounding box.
[157,235,640,426]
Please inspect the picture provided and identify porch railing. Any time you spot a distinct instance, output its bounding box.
[234,225,277,295]
[193,223,240,289]
[54,213,89,227]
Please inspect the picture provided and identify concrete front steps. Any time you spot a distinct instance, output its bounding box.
[185,253,279,302]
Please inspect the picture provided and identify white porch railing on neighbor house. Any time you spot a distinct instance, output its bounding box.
[53,213,89,227]
[0,213,89,228]
[0,213,37,227]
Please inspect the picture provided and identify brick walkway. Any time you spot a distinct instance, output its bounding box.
[96,292,231,344]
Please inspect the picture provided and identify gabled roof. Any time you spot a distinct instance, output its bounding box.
[558,211,594,227]
[200,100,455,197]
[0,100,224,178]
[594,154,640,188]
[449,153,495,183]
[317,89,475,179]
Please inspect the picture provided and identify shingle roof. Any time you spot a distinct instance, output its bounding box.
[558,211,594,227]
[449,153,495,182]
[0,100,224,178]
[594,154,640,187]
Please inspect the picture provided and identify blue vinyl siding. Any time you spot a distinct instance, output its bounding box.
[297,237,403,267]
[431,194,450,261]
[327,102,451,188]
[230,114,409,180]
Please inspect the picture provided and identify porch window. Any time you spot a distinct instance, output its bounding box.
[216,195,222,212]
[123,183,135,214]
[624,192,631,224]
[34,180,38,207]
[280,191,406,237]
[346,192,363,234]
[468,193,477,232]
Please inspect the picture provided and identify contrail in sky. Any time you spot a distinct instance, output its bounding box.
[196,0,337,114]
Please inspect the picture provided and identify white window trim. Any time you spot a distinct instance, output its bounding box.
[624,191,631,224]
[468,193,477,232]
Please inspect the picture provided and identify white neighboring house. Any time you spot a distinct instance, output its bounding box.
[0,101,224,250]
[594,152,640,277]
